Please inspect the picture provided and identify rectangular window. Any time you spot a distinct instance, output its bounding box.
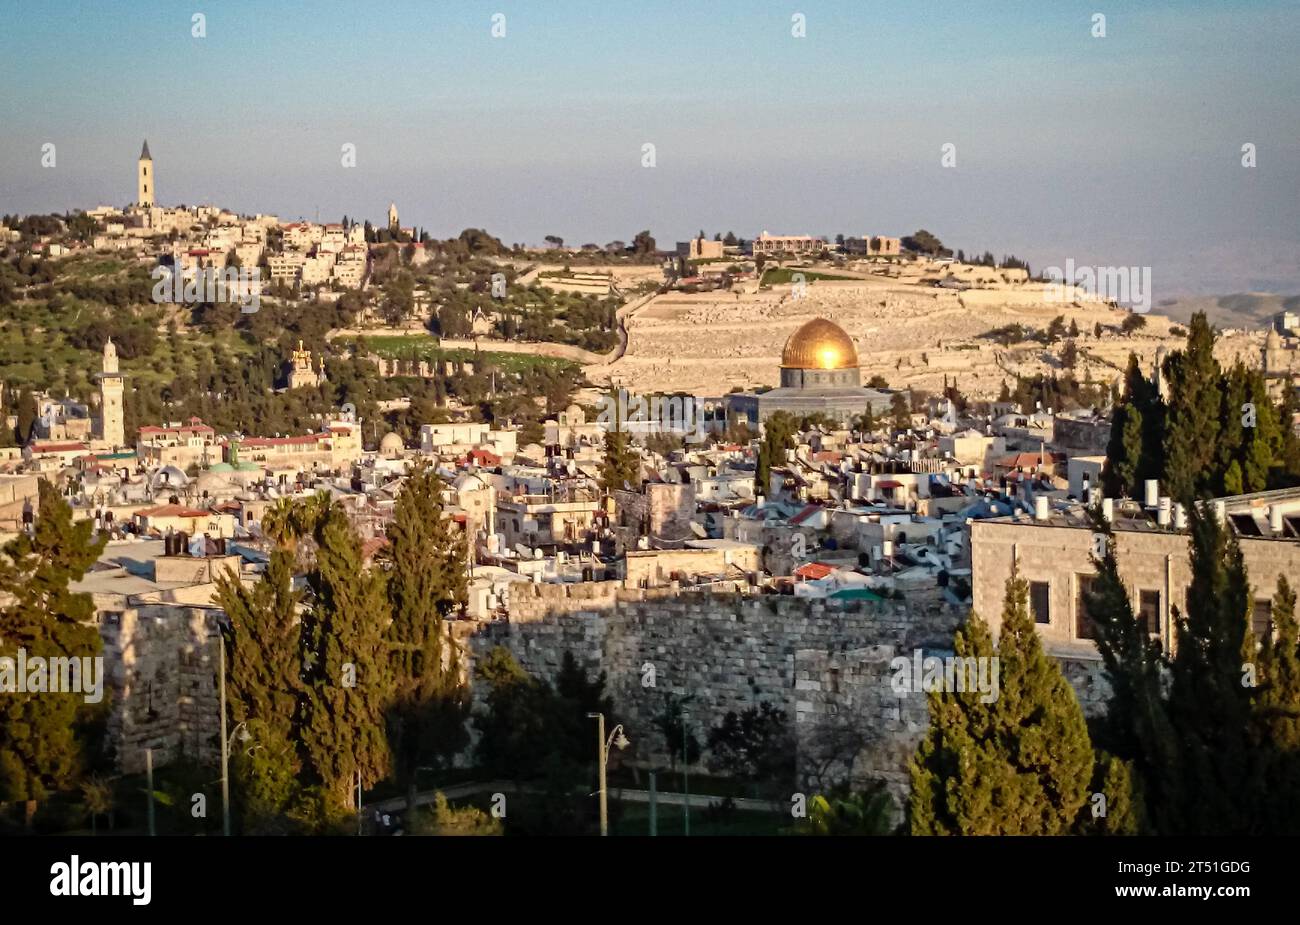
[1138,590,1161,637]
[1252,599,1274,641]
[1029,581,1050,625]
[1076,575,1098,640]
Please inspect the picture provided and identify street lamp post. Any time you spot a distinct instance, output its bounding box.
[587,712,629,836]
[219,634,229,836]
[681,709,690,837]
[215,630,252,837]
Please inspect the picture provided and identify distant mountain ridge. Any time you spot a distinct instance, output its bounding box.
[1152,292,1300,330]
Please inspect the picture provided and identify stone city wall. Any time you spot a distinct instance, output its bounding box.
[467,591,965,805]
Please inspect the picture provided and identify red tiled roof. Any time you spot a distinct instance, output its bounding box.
[466,448,501,465]
[30,442,90,453]
[794,562,835,580]
[360,537,389,561]
[997,452,1059,469]
[876,479,903,489]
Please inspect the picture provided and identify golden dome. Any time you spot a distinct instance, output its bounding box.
[780,318,859,370]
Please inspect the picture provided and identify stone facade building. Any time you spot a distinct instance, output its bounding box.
[970,488,1300,662]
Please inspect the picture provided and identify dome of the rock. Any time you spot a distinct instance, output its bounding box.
[781,318,859,370]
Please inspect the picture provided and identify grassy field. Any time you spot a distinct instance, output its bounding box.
[345,334,580,374]
[760,267,858,286]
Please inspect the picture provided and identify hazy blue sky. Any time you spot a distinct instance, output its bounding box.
[2,0,1297,296]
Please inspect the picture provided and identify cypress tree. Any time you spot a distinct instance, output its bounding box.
[1083,527,1176,829]
[1103,402,1144,498]
[214,545,305,829]
[1162,313,1221,500]
[1216,363,1249,494]
[1252,577,1300,832]
[599,393,640,493]
[1273,386,1300,487]
[1085,752,1145,835]
[299,498,393,813]
[909,575,1093,834]
[755,411,797,496]
[1163,502,1257,833]
[599,429,639,493]
[0,481,106,826]
[1102,354,1161,497]
[383,462,470,812]
[1241,369,1283,492]
[14,389,37,444]
[1087,503,1299,833]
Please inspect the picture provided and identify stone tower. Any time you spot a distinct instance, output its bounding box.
[387,202,399,232]
[138,140,154,208]
[97,339,126,448]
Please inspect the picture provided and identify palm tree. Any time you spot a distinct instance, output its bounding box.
[81,776,116,835]
[260,497,301,547]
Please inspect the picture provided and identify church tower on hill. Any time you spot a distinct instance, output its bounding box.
[137,140,154,208]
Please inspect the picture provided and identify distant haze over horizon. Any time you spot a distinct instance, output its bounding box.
[2,0,1297,298]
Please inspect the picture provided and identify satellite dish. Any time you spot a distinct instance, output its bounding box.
[689,522,707,538]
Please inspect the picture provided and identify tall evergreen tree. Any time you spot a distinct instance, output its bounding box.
[1273,386,1300,488]
[909,575,1093,834]
[1103,390,1144,499]
[1165,503,1257,833]
[1083,526,1175,830]
[214,545,305,829]
[299,498,393,812]
[1161,313,1221,500]
[1215,363,1250,494]
[0,481,106,826]
[1252,577,1300,832]
[14,389,37,445]
[1242,369,1284,492]
[599,392,640,493]
[599,429,640,493]
[755,411,797,496]
[1089,501,1269,833]
[383,462,470,812]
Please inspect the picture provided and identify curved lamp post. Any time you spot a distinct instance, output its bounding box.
[587,712,630,836]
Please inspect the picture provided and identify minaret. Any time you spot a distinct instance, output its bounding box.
[96,339,126,449]
[387,202,399,232]
[138,140,154,208]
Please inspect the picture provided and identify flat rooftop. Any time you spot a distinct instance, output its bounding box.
[981,487,1300,541]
